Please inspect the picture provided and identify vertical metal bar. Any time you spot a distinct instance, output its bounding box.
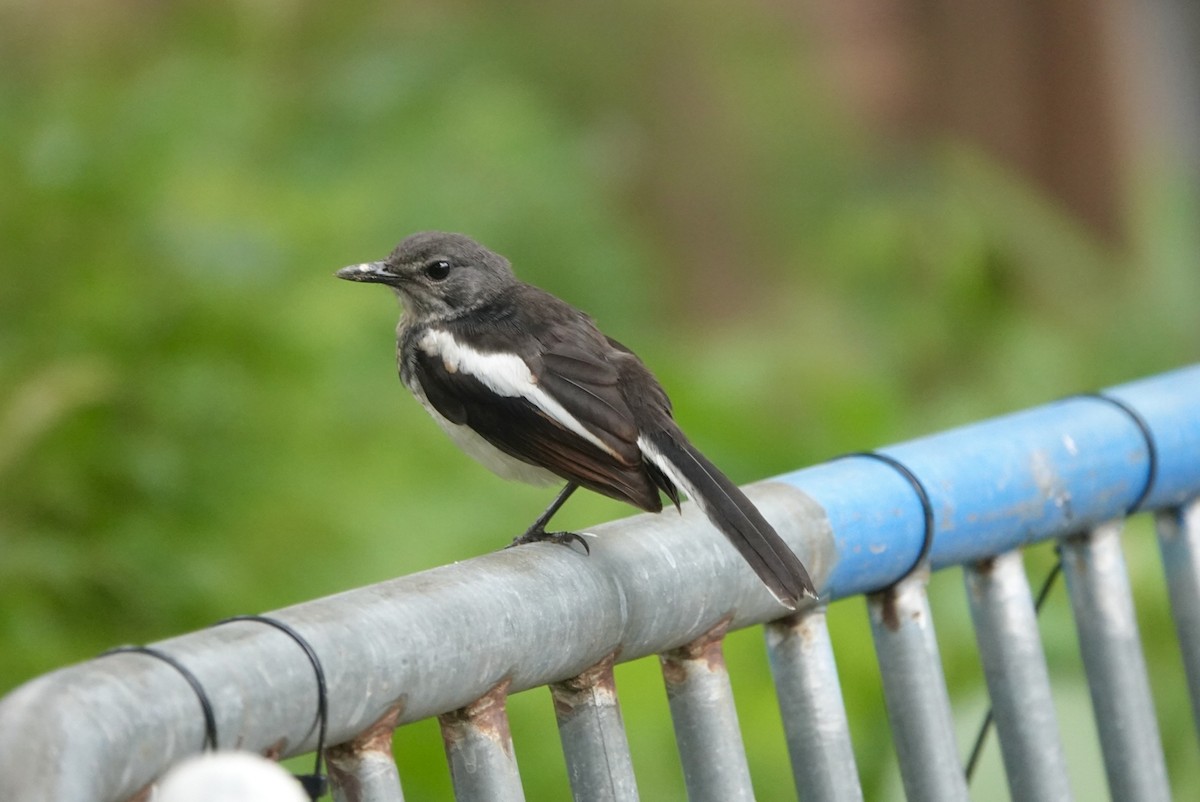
[438,681,524,802]
[964,551,1072,801]
[549,654,638,802]
[867,571,969,801]
[764,607,864,802]
[326,703,405,802]
[1061,521,1171,801]
[659,618,755,802]
[1156,500,1200,739]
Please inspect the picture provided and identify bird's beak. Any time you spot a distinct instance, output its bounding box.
[335,261,394,284]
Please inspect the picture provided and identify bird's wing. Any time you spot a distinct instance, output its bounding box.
[410,325,662,511]
[536,340,641,452]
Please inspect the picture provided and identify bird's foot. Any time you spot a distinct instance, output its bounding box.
[507,528,591,554]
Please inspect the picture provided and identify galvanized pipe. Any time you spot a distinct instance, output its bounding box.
[1,366,1198,801]
[660,621,755,802]
[765,607,863,802]
[867,571,968,802]
[1156,500,1200,738]
[0,486,833,802]
[439,682,524,801]
[326,704,405,802]
[549,655,638,801]
[1060,522,1171,801]
[964,551,1071,801]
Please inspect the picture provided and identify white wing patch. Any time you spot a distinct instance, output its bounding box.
[419,328,621,459]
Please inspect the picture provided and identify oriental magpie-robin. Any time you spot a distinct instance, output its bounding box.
[336,231,816,608]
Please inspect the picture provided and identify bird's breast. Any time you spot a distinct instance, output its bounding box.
[406,371,559,487]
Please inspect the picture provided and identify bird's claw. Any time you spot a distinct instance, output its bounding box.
[508,529,591,555]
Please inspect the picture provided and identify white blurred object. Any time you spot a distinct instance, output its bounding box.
[155,752,308,802]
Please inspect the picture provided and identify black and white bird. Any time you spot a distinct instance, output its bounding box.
[335,231,816,609]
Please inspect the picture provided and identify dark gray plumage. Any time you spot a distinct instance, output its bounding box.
[336,231,816,608]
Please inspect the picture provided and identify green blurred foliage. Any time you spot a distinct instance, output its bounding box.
[1,1,1198,799]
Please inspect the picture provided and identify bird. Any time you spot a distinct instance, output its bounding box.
[335,231,816,609]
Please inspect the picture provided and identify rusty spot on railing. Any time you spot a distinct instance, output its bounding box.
[550,651,619,722]
[438,679,514,757]
[876,585,902,632]
[660,615,734,685]
[872,579,931,632]
[325,699,405,802]
[260,737,288,761]
[801,611,825,645]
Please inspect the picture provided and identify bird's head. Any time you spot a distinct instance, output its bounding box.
[336,231,516,319]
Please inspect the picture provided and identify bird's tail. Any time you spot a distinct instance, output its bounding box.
[639,427,817,609]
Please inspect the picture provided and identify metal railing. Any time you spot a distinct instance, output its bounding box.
[2,364,1199,801]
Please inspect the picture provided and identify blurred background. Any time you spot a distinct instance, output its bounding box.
[2,0,1198,798]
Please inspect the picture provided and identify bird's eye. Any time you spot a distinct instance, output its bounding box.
[424,260,451,281]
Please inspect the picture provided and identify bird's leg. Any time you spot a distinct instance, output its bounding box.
[508,482,589,553]
[520,482,578,537]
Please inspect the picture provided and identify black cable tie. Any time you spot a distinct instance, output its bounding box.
[218,615,330,800]
[102,645,218,751]
[1073,392,1159,515]
[842,451,935,588]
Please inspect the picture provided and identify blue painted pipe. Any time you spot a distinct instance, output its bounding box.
[775,364,1200,599]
